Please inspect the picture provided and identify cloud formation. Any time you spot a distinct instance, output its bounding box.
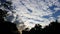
[57,16,60,23]
[5,0,60,29]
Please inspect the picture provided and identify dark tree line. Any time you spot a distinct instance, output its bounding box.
[22,20,60,34]
[0,9,20,34]
[0,0,20,34]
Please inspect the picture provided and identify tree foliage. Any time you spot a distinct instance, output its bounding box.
[0,0,20,34]
[22,20,60,34]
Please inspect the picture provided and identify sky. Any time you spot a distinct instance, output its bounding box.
[0,0,60,29]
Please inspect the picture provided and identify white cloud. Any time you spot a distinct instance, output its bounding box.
[54,7,60,11]
[57,15,60,23]
[5,0,60,29]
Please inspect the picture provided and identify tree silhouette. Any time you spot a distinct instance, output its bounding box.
[0,9,7,21]
[0,0,20,34]
[22,28,29,34]
[0,9,20,34]
[43,20,60,33]
[22,20,60,34]
[22,24,42,34]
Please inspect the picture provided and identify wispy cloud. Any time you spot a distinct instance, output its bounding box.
[5,0,60,29]
[57,15,60,23]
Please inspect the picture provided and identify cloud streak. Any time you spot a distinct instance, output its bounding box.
[5,0,60,29]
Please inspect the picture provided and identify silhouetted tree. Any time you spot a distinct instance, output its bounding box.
[0,9,7,21]
[43,20,60,33]
[0,0,20,34]
[0,9,20,34]
[22,20,60,34]
[29,24,42,34]
[22,28,29,34]
[22,24,44,34]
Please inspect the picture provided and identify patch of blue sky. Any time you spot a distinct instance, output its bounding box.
[6,15,15,22]
[42,16,50,19]
[58,0,60,2]
[52,10,60,19]
[49,5,57,12]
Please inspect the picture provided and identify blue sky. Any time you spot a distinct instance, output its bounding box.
[0,0,60,29]
[44,4,60,19]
